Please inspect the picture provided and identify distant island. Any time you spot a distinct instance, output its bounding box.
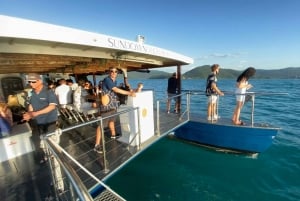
[127,65,300,79]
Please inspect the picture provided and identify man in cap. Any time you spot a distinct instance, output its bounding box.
[23,73,58,164]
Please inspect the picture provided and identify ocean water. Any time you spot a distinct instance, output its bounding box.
[106,79,300,201]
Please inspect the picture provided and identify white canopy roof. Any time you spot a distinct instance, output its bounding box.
[0,15,193,74]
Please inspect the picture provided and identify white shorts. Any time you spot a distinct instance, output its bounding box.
[235,88,246,102]
[207,95,218,104]
[236,94,245,102]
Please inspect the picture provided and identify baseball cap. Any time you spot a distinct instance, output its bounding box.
[26,73,41,81]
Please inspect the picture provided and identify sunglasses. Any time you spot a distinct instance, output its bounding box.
[110,70,118,73]
[28,81,37,84]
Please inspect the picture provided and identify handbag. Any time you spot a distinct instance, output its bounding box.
[100,90,119,112]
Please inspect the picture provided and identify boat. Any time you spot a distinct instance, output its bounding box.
[173,91,280,154]
[0,15,280,200]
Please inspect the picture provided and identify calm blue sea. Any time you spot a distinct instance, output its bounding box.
[106,79,300,201]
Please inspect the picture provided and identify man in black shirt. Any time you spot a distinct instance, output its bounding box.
[167,72,179,114]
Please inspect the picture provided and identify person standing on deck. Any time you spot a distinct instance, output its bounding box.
[22,73,58,164]
[73,79,95,111]
[66,78,78,91]
[205,64,224,121]
[94,67,136,153]
[232,67,256,125]
[167,72,179,114]
[55,78,72,106]
[84,80,97,107]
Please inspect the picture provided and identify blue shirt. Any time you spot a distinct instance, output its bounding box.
[100,76,119,111]
[29,86,58,124]
[102,76,117,92]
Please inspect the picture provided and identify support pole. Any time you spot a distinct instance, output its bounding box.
[177,65,181,112]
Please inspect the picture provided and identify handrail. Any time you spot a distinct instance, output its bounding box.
[43,107,141,200]
[177,90,288,126]
[47,137,126,200]
[45,106,140,138]
[45,137,94,201]
[182,89,288,96]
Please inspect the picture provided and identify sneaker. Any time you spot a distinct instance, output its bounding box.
[167,110,170,114]
[94,145,103,154]
[57,188,64,195]
[213,115,220,119]
[207,116,217,121]
[39,157,48,164]
[111,133,121,139]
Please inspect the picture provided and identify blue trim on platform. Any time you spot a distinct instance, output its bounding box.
[174,121,279,153]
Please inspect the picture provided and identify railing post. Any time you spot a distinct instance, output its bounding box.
[100,118,109,173]
[137,107,141,150]
[216,95,219,118]
[187,92,190,121]
[251,94,255,127]
[156,100,160,136]
[45,140,60,200]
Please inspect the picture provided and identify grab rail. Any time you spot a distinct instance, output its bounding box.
[45,136,126,201]
[43,107,141,200]
[45,137,94,201]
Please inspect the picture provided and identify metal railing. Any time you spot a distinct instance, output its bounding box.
[155,92,190,136]
[42,90,283,200]
[45,135,126,201]
[42,92,193,200]
[43,107,142,201]
[41,90,289,200]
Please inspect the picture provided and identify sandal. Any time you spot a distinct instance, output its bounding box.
[239,121,245,125]
[233,120,245,125]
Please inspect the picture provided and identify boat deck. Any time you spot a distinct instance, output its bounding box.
[1,99,277,200]
[0,109,185,201]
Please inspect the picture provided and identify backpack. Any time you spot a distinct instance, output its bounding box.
[205,74,216,96]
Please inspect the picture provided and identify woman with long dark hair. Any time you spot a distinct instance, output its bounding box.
[232,67,256,125]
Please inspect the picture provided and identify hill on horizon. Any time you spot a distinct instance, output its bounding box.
[126,66,300,79]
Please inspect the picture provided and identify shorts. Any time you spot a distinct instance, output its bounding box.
[236,94,246,102]
[98,109,117,127]
[207,95,218,104]
[168,93,178,102]
[235,88,246,102]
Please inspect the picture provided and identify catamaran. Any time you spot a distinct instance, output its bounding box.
[0,15,280,200]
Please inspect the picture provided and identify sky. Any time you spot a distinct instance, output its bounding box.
[1,0,300,72]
